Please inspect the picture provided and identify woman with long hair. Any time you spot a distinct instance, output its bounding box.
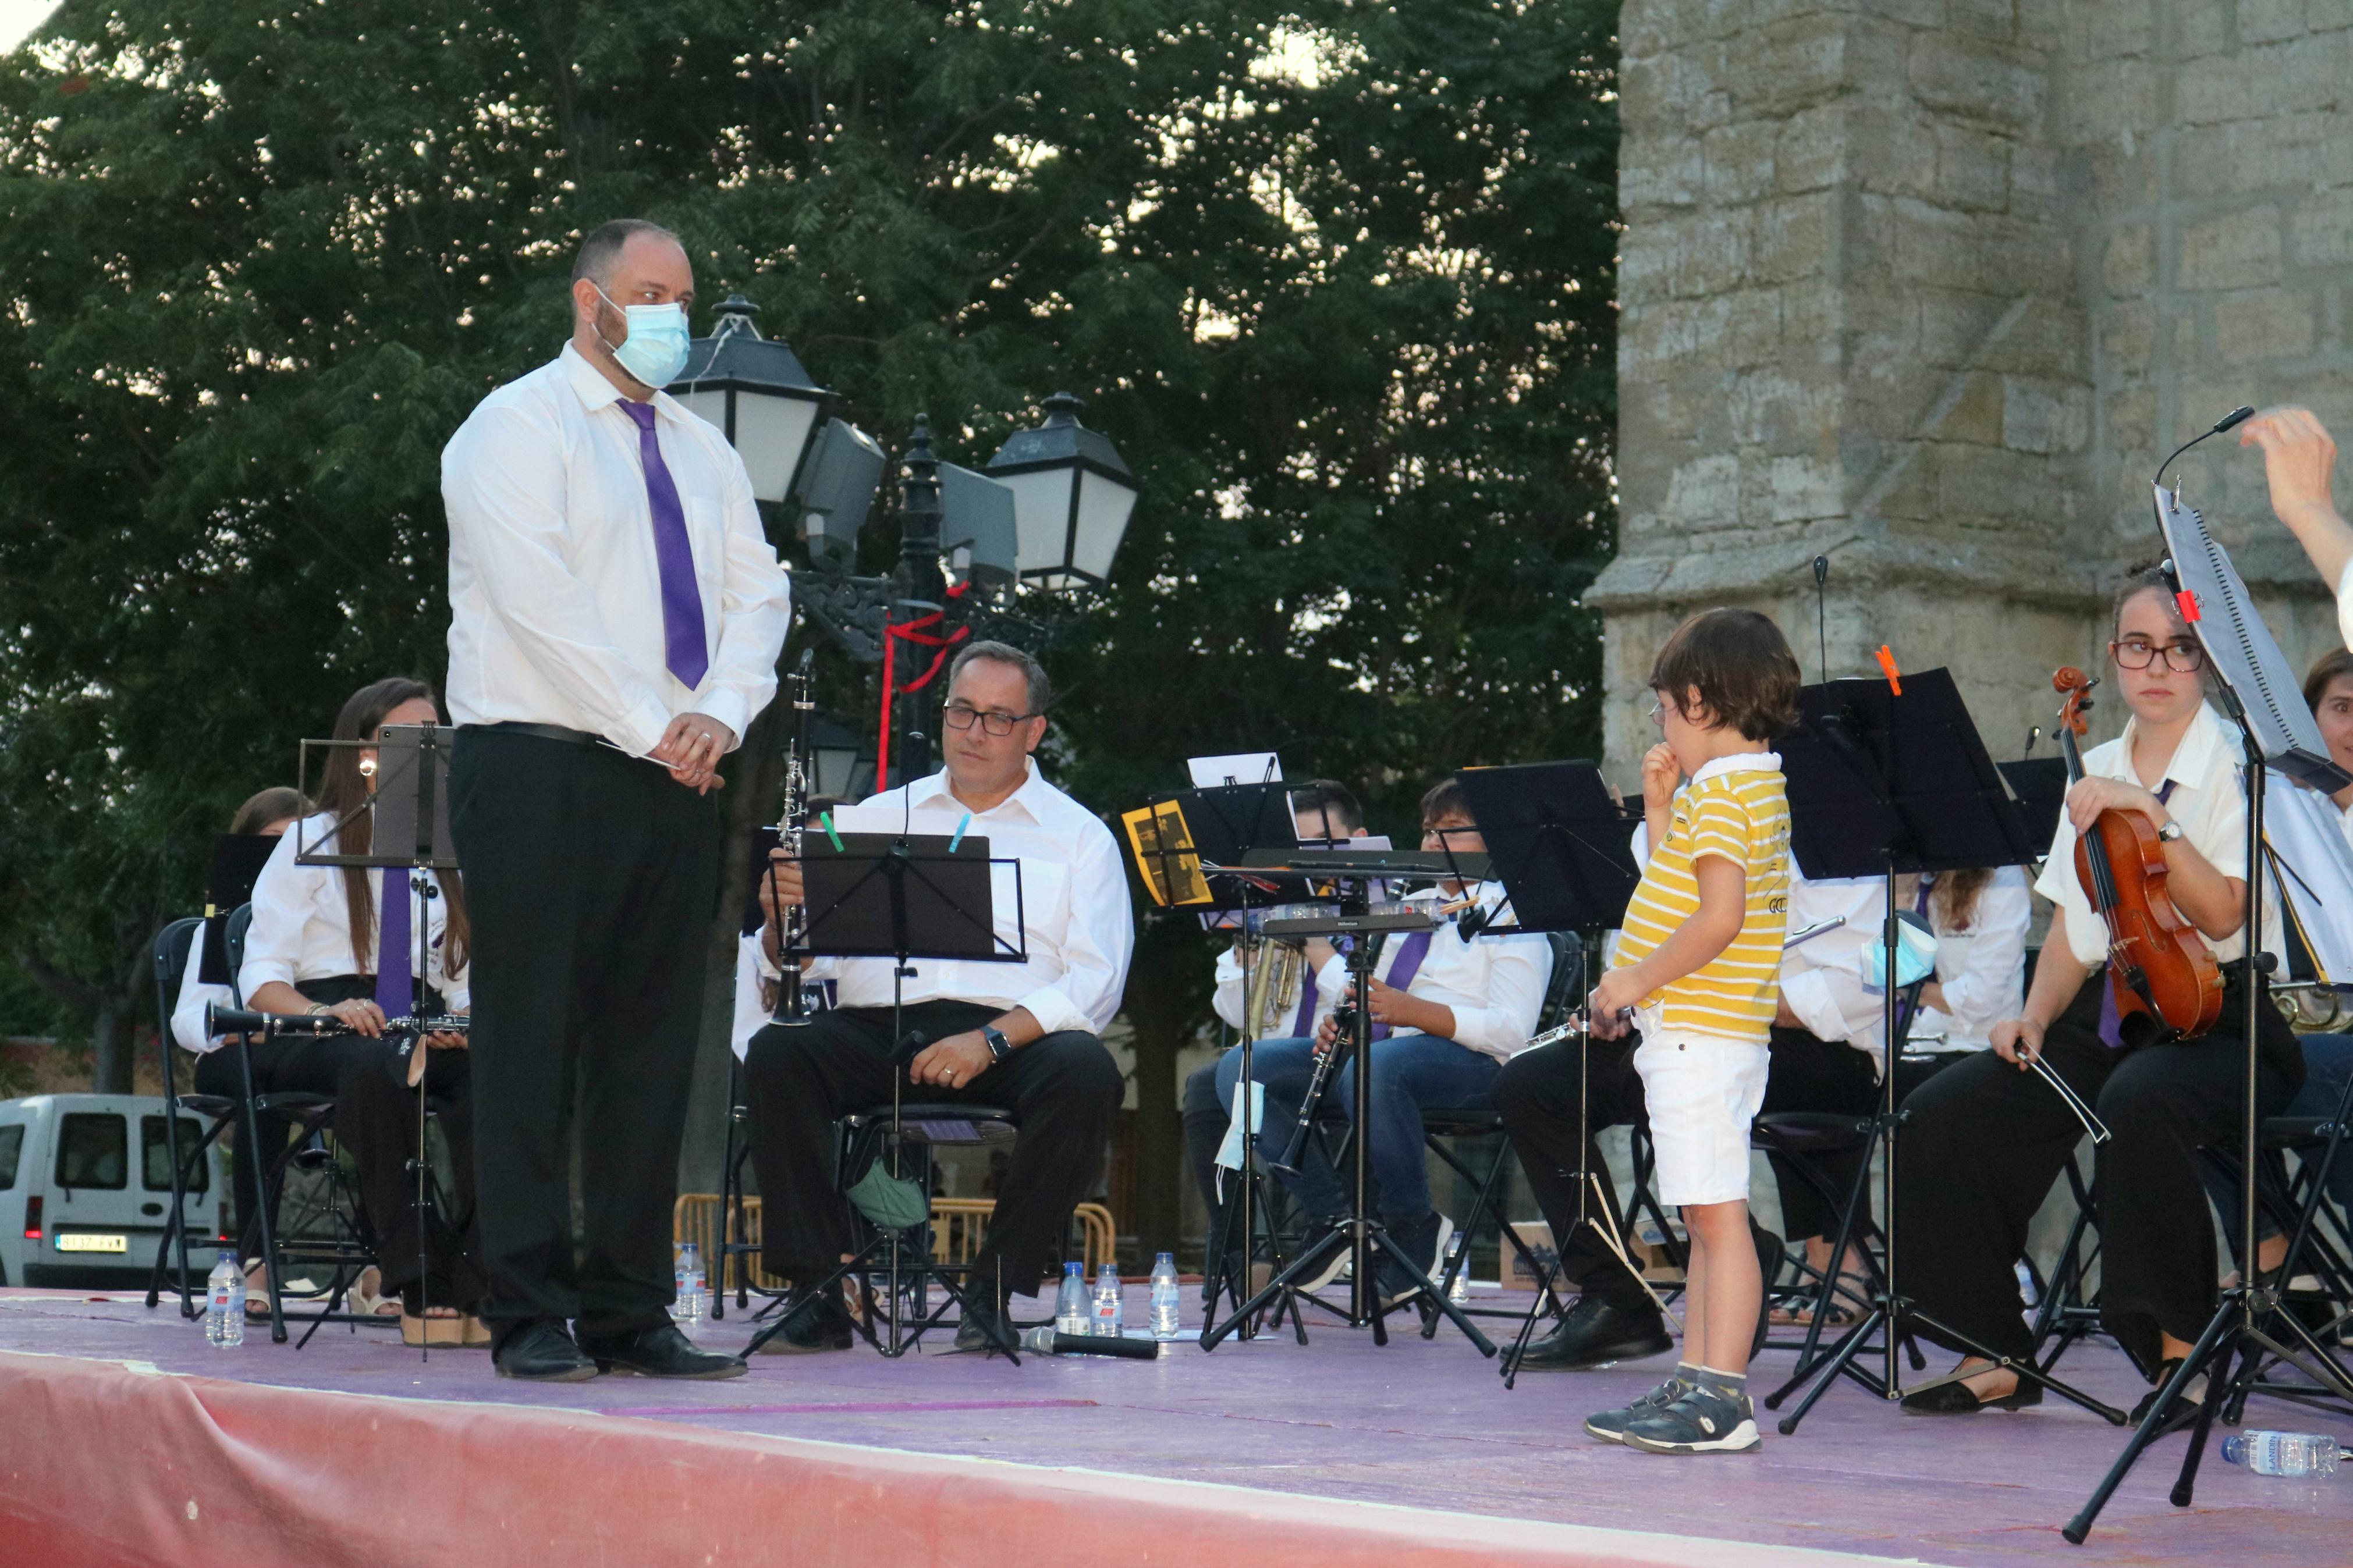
[221,677,485,1344]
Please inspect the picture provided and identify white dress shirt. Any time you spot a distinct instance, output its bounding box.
[440,343,793,757]
[762,762,1135,1036]
[2035,701,2283,970]
[1212,941,1339,1037]
[1778,867,2031,1065]
[238,815,469,1011]
[1309,883,1553,1062]
[169,926,236,1055]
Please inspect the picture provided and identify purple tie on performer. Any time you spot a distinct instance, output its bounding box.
[1368,929,1433,1041]
[376,866,413,1018]
[619,400,709,690]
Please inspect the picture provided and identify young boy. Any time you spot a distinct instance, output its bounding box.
[1586,607,1799,1455]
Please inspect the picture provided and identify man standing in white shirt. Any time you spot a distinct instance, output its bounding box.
[439,219,791,1382]
[745,642,1132,1354]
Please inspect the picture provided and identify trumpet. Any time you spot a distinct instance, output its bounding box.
[772,649,818,1026]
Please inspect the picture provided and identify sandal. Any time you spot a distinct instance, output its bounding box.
[1902,1373,2043,1414]
[347,1265,402,1320]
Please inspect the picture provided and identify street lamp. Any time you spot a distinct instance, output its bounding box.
[984,392,1140,591]
[666,294,831,507]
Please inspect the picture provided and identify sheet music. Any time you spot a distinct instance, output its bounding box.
[2261,776,2353,987]
[1187,752,1282,790]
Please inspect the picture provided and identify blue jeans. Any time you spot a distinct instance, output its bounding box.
[2207,1032,2353,1249]
[1213,1033,1499,1221]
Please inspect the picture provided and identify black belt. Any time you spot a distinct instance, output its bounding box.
[461,721,608,748]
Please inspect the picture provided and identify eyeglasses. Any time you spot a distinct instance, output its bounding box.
[1646,698,1666,728]
[2110,638,2205,673]
[942,702,1037,737]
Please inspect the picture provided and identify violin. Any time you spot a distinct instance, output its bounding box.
[2051,667,2221,1046]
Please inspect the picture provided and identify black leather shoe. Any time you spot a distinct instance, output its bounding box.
[954,1292,1018,1354]
[492,1319,599,1383]
[1517,1293,1674,1371]
[756,1286,857,1353]
[577,1322,747,1380]
[1900,1372,2042,1414]
[2128,1360,2203,1436]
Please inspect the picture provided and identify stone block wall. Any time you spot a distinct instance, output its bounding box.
[1595,0,2353,779]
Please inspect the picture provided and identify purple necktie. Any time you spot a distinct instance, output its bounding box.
[619,400,710,689]
[376,867,413,1018]
[2096,780,2178,1049]
[1290,979,1318,1040]
[1369,930,1434,1041]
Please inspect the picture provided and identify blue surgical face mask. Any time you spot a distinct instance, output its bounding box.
[594,286,691,389]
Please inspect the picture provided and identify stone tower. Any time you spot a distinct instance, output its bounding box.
[1590,0,2353,776]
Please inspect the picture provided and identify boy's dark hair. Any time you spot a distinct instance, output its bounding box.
[1419,777,1472,826]
[2305,647,2353,712]
[1649,607,1801,742]
[1290,778,1363,835]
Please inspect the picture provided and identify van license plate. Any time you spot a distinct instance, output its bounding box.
[56,1233,126,1254]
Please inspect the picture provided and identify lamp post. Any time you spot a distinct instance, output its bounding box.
[985,392,1141,591]
[666,294,831,506]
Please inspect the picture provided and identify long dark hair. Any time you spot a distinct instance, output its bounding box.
[1932,867,1993,931]
[318,678,470,980]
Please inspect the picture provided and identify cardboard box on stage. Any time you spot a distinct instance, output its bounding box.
[1505,1221,1685,1288]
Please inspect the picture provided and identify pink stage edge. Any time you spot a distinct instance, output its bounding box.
[0,1286,2345,1567]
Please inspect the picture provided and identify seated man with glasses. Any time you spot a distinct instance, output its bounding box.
[1896,568,2307,1423]
[741,641,1133,1354]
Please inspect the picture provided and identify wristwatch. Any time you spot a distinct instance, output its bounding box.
[2156,819,2184,844]
[981,1026,1012,1064]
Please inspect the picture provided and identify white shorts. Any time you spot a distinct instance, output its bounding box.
[1633,1014,1770,1208]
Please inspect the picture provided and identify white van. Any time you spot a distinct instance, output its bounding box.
[0,1094,229,1289]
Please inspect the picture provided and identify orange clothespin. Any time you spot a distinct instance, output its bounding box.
[1876,645,1903,695]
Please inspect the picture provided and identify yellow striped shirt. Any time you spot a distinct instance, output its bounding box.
[1612,756,1791,1041]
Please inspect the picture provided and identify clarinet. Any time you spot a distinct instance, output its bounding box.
[771,649,818,1026]
[204,1002,469,1040]
[1269,933,1390,1179]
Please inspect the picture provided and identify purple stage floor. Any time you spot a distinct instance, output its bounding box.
[5,1285,2347,1565]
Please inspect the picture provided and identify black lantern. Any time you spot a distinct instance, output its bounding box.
[668,294,831,507]
[983,392,1139,590]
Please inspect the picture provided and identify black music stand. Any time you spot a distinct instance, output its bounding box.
[1757,671,2123,1431]
[1999,757,2068,855]
[741,829,1028,1360]
[293,724,463,1356]
[2064,490,2353,1541]
[1198,846,1500,1356]
[1451,763,1644,1381]
[1133,777,1315,1340]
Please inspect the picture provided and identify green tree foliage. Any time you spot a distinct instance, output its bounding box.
[0,0,1616,1248]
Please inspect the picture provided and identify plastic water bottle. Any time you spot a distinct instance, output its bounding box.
[205,1254,244,1348]
[674,1242,708,1325]
[1091,1262,1124,1337]
[1149,1253,1181,1339]
[1054,1261,1090,1336]
[2221,1431,2339,1477]
[2014,1260,2040,1307]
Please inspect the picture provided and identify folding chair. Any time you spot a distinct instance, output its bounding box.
[143,918,237,1317]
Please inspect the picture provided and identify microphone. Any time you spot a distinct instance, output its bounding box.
[1811,556,1830,684]
[2155,405,2256,488]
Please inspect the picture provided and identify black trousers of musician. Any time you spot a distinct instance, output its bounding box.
[192,1019,380,1261]
[1761,1027,1880,1243]
[1492,1034,1652,1312]
[450,728,718,1345]
[744,1001,1123,1300]
[1897,965,2302,1370]
[336,1047,484,1306]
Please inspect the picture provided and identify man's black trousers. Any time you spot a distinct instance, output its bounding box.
[1492,1034,1652,1311]
[744,1001,1122,1298]
[450,728,718,1343]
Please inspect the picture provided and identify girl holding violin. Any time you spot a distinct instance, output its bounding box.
[1896,569,2304,1418]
